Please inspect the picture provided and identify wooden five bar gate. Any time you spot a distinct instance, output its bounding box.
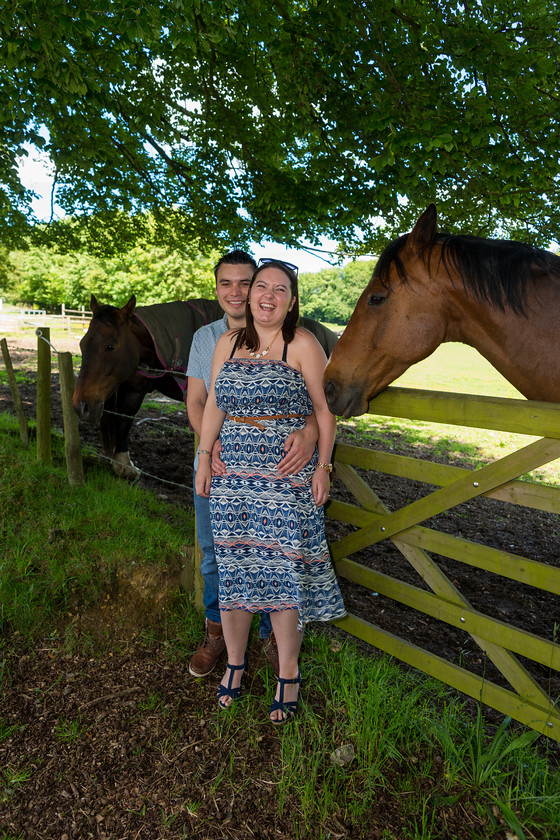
[326,386,560,740]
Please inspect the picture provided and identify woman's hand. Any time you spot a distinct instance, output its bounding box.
[210,439,226,476]
[312,467,331,507]
[195,458,212,497]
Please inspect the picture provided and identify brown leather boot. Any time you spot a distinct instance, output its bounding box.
[262,631,280,678]
[189,619,226,677]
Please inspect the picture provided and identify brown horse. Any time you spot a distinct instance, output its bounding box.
[324,204,560,418]
[73,295,223,476]
[74,294,339,477]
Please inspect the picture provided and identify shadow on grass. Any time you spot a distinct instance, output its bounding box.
[337,416,559,487]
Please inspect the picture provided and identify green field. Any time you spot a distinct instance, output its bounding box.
[339,341,560,487]
[395,342,522,399]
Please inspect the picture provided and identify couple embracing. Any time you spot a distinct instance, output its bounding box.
[187,251,345,725]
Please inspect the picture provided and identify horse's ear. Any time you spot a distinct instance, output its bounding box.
[90,294,99,314]
[407,204,437,253]
[120,295,137,320]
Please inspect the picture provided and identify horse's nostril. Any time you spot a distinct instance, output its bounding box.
[323,378,337,406]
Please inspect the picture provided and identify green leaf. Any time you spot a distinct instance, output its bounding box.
[1,0,560,250]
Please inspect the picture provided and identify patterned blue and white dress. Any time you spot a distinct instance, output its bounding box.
[210,351,345,627]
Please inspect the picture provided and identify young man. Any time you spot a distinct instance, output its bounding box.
[186,249,318,678]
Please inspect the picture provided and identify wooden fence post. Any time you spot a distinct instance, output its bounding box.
[0,338,29,447]
[191,433,205,609]
[57,351,84,486]
[36,327,51,464]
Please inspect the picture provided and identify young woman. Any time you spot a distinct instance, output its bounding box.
[195,260,345,724]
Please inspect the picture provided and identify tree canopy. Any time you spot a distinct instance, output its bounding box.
[5,243,220,309]
[299,261,374,325]
[2,0,559,253]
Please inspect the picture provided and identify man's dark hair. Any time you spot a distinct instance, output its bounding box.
[213,249,257,280]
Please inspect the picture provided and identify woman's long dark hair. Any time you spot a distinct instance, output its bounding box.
[236,261,300,352]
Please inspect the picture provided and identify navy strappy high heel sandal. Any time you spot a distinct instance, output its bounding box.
[217,658,247,709]
[269,670,301,725]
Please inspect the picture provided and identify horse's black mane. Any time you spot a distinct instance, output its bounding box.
[375,231,560,316]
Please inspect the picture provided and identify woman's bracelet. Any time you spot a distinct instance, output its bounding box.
[198,449,211,455]
[317,462,333,473]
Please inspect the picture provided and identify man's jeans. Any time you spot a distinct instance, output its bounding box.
[193,476,272,638]
[193,484,221,624]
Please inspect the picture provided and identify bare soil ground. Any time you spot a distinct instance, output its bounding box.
[1,335,559,839]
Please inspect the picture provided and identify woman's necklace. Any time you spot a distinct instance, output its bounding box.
[248,327,283,359]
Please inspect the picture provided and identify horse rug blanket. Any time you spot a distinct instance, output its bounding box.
[134,299,223,402]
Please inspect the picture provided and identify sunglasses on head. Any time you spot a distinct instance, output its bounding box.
[257,257,299,276]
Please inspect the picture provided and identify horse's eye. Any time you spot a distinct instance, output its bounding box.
[105,344,116,352]
[368,294,386,307]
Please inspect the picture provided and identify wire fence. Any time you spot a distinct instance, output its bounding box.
[1,327,194,492]
[84,406,193,491]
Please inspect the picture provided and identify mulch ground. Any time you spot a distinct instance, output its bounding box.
[0,630,491,840]
[1,337,560,839]
[1,634,303,840]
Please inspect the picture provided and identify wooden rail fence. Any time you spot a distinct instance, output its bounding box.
[327,386,560,739]
[0,304,92,334]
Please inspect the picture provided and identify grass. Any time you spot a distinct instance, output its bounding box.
[396,341,524,400]
[0,764,32,805]
[167,607,560,839]
[142,397,186,414]
[0,721,24,742]
[0,366,36,387]
[0,413,194,636]
[54,717,88,742]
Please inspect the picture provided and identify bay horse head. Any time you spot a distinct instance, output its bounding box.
[323,205,448,417]
[324,204,560,415]
[73,294,140,425]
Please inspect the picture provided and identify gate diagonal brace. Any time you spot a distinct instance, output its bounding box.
[330,451,560,720]
[333,437,560,558]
